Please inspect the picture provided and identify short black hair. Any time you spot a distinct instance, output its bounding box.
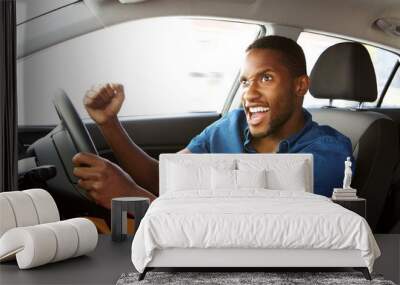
[246,35,307,77]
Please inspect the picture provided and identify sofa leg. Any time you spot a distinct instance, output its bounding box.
[138,268,148,281]
[354,267,371,280]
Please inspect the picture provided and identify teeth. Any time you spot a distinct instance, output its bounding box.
[249,106,270,113]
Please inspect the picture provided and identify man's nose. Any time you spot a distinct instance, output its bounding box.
[242,82,262,102]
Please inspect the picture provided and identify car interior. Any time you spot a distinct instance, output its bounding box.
[14,0,400,235]
[1,0,400,284]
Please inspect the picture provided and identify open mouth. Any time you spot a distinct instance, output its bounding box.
[246,106,270,126]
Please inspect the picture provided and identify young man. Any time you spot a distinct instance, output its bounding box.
[72,36,353,209]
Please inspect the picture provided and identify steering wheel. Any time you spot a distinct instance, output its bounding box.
[53,89,98,155]
[50,89,99,203]
[26,89,110,218]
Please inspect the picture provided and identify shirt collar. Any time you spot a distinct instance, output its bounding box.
[243,108,313,153]
[243,127,256,153]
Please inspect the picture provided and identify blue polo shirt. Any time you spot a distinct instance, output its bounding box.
[186,108,354,197]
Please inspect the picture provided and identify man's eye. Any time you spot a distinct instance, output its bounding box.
[261,74,272,82]
[240,80,250,87]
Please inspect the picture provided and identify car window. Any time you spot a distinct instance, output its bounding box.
[17,18,261,126]
[297,32,400,108]
[380,65,400,108]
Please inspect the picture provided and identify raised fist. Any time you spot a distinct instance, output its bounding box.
[83,83,125,126]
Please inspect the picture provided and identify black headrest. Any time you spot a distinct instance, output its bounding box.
[309,42,377,102]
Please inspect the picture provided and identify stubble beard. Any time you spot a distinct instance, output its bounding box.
[250,101,295,139]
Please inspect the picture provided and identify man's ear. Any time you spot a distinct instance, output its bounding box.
[295,75,310,97]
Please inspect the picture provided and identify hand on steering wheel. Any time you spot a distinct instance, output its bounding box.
[53,89,98,201]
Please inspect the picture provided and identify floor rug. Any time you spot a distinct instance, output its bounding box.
[117,271,396,285]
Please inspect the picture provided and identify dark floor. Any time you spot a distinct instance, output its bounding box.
[0,235,398,285]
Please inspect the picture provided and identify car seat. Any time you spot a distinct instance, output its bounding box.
[380,162,400,233]
[308,42,399,232]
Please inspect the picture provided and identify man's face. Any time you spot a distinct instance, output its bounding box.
[240,48,303,139]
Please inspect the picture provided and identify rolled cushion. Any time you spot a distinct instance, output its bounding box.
[0,191,39,228]
[0,226,57,268]
[0,189,60,238]
[24,189,60,224]
[65,218,98,257]
[0,218,98,269]
[0,196,17,237]
[42,221,79,262]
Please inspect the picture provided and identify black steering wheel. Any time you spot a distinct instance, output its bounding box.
[27,89,109,218]
[50,89,99,204]
[53,89,98,155]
